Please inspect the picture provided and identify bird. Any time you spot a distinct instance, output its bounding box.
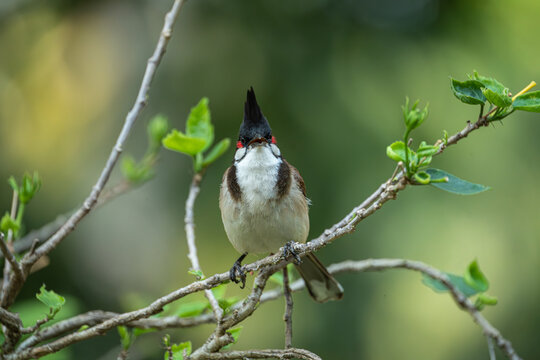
[219,87,344,303]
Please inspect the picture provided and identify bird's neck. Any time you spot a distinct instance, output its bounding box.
[235,146,282,200]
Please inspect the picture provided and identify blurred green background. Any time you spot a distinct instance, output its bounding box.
[1,0,539,358]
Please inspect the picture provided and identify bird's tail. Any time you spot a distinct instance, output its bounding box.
[294,253,344,303]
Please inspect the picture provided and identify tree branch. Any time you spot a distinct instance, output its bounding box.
[193,348,322,360]
[282,266,293,349]
[0,0,187,311]
[6,99,521,359]
[185,173,223,323]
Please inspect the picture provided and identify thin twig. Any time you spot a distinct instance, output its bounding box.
[117,349,129,360]
[185,173,223,323]
[487,336,496,360]
[0,233,22,283]
[282,267,293,349]
[1,191,22,352]
[0,0,187,311]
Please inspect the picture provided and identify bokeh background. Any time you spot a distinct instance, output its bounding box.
[0,0,539,358]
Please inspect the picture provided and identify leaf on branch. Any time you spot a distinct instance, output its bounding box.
[36,284,65,319]
[202,138,231,167]
[475,293,498,310]
[168,341,192,360]
[450,78,486,105]
[422,273,479,297]
[513,90,540,112]
[386,141,416,164]
[413,171,430,184]
[188,269,204,279]
[1,212,19,234]
[121,155,154,183]
[148,114,170,150]
[117,326,132,350]
[464,259,489,292]
[471,71,512,108]
[402,97,429,131]
[174,300,210,318]
[186,97,214,152]
[162,129,208,156]
[425,168,490,195]
[223,326,243,349]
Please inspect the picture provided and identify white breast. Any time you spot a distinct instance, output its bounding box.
[220,145,309,255]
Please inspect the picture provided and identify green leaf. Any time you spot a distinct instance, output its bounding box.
[186,97,214,153]
[386,141,417,167]
[121,156,153,183]
[413,171,430,185]
[162,129,208,156]
[211,284,227,299]
[174,301,209,318]
[450,78,486,105]
[513,90,540,112]
[475,293,498,310]
[188,269,204,280]
[471,71,512,107]
[13,172,41,204]
[1,212,19,234]
[417,142,439,158]
[402,97,428,131]
[169,341,192,360]
[223,326,243,349]
[422,273,480,297]
[148,115,169,149]
[8,177,18,193]
[117,326,131,350]
[133,327,156,337]
[425,168,490,195]
[218,297,239,312]
[36,284,65,319]
[202,138,231,167]
[464,259,489,292]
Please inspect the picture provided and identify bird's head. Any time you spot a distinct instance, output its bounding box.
[234,87,281,163]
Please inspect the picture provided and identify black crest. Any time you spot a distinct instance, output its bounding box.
[238,87,272,146]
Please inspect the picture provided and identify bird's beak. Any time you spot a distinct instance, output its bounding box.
[247,137,267,147]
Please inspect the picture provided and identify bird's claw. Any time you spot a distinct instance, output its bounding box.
[229,261,246,289]
[282,241,302,265]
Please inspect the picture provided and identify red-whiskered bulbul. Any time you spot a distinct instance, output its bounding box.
[219,88,344,303]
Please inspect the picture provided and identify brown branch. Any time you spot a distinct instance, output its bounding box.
[0,0,187,311]
[324,259,522,360]
[282,266,293,349]
[11,258,522,360]
[0,307,22,335]
[193,348,322,360]
[185,173,223,323]
[0,233,22,284]
[17,311,215,351]
[7,104,520,359]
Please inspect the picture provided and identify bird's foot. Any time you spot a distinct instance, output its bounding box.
[229,253,247,289]
[282,241,302,265]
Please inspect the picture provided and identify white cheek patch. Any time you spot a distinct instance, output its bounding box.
[270,144,281,157]
[234,148,247,162]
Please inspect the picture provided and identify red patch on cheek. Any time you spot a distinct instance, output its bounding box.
[236,141,244,149]
[271,136,276,144]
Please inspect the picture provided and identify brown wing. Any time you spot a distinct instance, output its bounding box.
[276,160,292,199]
[225,164,241,202]
[286,160,307,199]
